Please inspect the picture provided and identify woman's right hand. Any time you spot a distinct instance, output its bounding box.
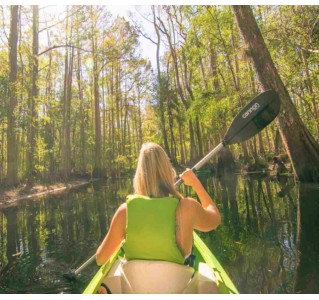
[179,168,201,188]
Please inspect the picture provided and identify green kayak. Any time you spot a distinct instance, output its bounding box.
[83,232,239,294]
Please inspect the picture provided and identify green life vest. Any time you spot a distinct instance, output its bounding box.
[122,194,185,265]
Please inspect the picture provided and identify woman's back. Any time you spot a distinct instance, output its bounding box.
[123,194,185,264]
[96,143,221,266]
[95,143,221,293]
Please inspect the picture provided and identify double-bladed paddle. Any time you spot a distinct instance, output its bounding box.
[64,89,281,281]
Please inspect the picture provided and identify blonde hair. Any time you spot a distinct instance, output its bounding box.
[133,142,182,199]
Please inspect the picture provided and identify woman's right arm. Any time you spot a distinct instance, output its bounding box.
[180,169,221,232]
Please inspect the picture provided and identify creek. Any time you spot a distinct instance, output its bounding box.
[0,173,318,293]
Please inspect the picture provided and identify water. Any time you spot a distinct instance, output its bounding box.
[0,174,318,293]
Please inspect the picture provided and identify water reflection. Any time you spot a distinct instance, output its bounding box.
[0,179,133,293]
[193,172,299,293]
[295,183,319,293]
[0,174,318,293]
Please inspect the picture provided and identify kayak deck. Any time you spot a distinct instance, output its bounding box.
[83,232,239,294]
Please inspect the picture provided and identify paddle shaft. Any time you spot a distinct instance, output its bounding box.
[73,254,96,276]
[175,142,224,187]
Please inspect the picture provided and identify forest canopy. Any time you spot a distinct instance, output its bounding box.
[1,5,319,185]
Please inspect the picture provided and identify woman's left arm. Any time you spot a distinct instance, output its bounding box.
[96,203,127,266]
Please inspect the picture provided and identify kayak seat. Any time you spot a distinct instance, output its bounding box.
[121,260,195,294]
[101,259,218,294]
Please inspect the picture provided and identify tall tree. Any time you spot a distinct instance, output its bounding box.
[60,6,74,178]
[232,5,319,182]
[151,6,171,158]
[6,5,19,185]
[90,6,102,177]
[27,5,39,180]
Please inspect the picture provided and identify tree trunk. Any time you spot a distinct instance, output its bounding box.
[300,49,319,141]
[189,120,197,163]
[137,93,143,148]
[209,42,220,91]
[195,117,204,158]
[43,14,55,178]
[167,106,177,165]
[93,69,102,176]
[7,5,19,186]
[178,119,185,165]
[258,132,265,155]
[27,5,39,180]
[60,9,73,178]
[232,5,319,182]
[91,9,102,177]
[151,7,172,157]
[157,12,188,109]
[76,47,86,172]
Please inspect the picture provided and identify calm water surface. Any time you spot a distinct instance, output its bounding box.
[0,174,318,293]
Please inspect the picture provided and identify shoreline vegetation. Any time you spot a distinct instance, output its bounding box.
[0,178,98,209]
[0,154,292,209]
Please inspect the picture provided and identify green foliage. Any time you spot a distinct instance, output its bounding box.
[0,5,318,184]
[115,155,128,165]
[35,135,48,173]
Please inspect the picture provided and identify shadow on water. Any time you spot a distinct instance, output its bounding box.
[295,183,319,293]
[0,173,319,293]
[197,170,319,294]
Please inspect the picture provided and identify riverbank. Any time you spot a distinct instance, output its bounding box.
[0,179,98,209]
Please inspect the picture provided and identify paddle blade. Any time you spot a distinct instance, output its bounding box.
[63,272,77,281]
[222,90,281,146]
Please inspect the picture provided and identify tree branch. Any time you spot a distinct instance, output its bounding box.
[301,47,319,54]
[38,44,91,56]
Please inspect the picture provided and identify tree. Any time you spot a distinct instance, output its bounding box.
[90,7,102,177]
[7,5,19,185]
[27,5,39,180]
[151,6,171,158]
[60,6,74,178]
[232,5,319,182]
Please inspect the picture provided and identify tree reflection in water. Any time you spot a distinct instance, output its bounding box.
[0,175,318,293]
[199,172,319,293]
[295,183,319,293]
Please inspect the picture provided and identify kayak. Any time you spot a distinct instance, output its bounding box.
[83,232,239,294]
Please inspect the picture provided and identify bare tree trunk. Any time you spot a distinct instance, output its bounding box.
[90,8,102,177]
[178,119,185,165]
[76,46,86,172]
[43,16,55,178]
[300,49,319,141]
[7,5,19,186]
[232,5,319,182]
[209,41,220,91]
[93,65,102,176]
[137,92,143,148]
[27,5,39,181]
[258,132,265,155]
[60,7,73,178]
[151,6,171,157]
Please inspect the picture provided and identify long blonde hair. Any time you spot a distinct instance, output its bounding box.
[133,142,182,199]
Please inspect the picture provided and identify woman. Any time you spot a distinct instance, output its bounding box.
[96,142,221,293]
